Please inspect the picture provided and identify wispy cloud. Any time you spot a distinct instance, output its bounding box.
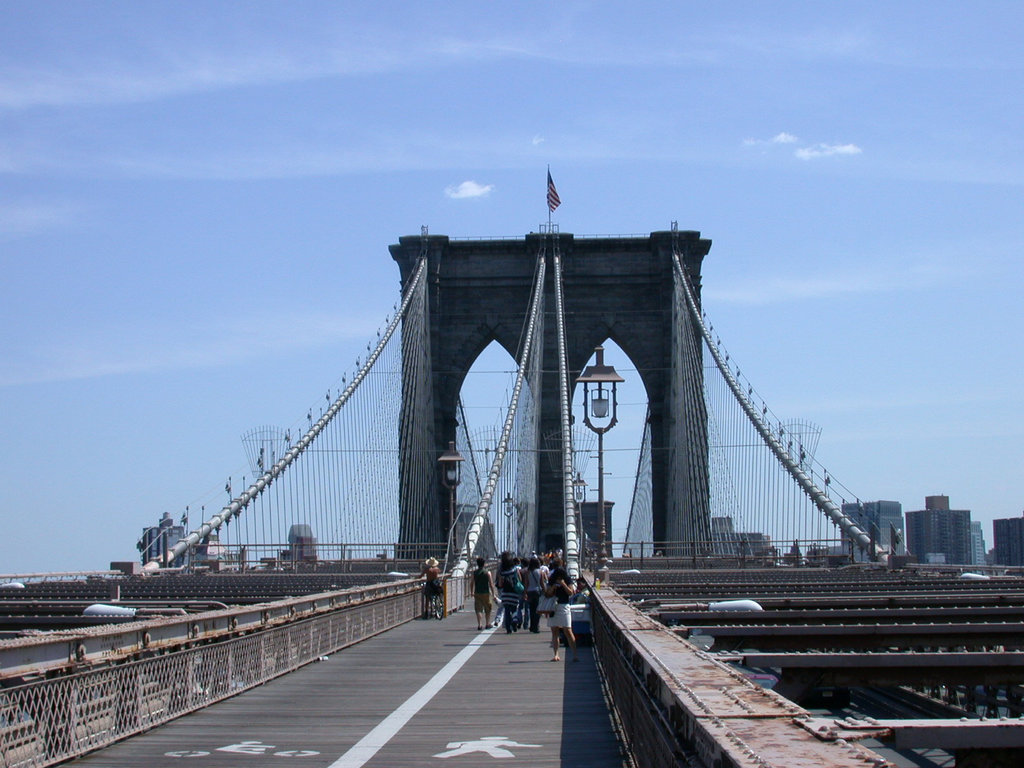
[743,132,862,161]
[0,27,595,112]
[0,202,81,237]
[0,312,381,387]
[706,275,867,304]
[1,21,858,113]
[0,59,290,110]
[444,180,494,199]
[0,33,424,111]
[705,258,958,305]
[744,132,800,147]
[795,143,863,160]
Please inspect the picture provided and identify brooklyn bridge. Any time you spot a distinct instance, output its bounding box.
[2,227,1021,768]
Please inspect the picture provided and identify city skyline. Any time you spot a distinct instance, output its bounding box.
[2,2,1023,573]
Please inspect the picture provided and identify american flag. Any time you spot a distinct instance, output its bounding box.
[547,170,561,212]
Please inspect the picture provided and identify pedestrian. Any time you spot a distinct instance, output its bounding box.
[512,556,526,630]
[497,551,523,634]
[419,557,442,619]
[545,557,578,661]
[524,556,546,633]
[471,556,497,630]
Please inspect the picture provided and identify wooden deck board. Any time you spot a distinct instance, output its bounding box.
[69,607,627,767]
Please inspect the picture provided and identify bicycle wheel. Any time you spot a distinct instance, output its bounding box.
[430,593,444,620]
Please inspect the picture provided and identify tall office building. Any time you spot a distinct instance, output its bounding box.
[904,495,972,565]
[841,500,905,558]
[711,516,738,555]
[993,513,1024,566]
[969,521,987,566]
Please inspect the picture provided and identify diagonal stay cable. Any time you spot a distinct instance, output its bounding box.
[145,253,430,570]
[669,237,877,557]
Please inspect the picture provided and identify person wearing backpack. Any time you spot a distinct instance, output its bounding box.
[524,556,546,633]
[497,551,524,634]
[545,557,578,662]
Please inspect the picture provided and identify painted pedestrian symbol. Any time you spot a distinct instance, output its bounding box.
[434,736,541,759]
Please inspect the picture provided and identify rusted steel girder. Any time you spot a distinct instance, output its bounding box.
[590,585,890,768]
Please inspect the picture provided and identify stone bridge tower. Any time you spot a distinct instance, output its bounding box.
[390,229,712,553]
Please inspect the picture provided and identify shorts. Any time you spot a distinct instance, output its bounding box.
[474,594,492,613]
[547,603,572,628]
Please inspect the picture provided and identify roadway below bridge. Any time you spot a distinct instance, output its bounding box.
[65,607,629,768]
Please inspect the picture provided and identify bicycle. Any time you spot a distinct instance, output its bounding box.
[427,588,444,620]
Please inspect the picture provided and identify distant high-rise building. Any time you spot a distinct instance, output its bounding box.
[733,531,773,559]
[139,511,186,567]
[905,495,972,565]
[281,523,317,562]
[711,516,737,555]
[841,500,905,559]
[969,521,987,566]
[993,513,1024,566]
[579,500,614,554]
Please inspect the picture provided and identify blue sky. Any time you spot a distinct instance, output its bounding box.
[2,2,1022,573]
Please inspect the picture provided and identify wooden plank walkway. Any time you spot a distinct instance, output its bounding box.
[70,606,629,768]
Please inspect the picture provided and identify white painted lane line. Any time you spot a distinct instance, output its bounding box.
[327,626,495,768]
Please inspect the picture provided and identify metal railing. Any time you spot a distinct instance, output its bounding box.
[599,539,857,569]
[0,579,443,767]
[587,582,887,767]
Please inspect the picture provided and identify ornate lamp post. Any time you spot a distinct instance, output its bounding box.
[437,441,464,564]
[503,493,515,554]
[572,472,588,563]
[577,346,624,583]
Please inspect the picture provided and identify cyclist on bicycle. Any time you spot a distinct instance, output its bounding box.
[420,557,443,618]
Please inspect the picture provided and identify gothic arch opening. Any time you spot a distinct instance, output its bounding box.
[458,340,520,555]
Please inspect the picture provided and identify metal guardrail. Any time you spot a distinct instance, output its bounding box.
[0,578,441,767]
[444,572,466,617]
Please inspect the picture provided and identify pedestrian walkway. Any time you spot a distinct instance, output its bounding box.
[70,605,629,767]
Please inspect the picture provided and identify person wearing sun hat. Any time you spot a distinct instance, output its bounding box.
[420,557,442,618]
